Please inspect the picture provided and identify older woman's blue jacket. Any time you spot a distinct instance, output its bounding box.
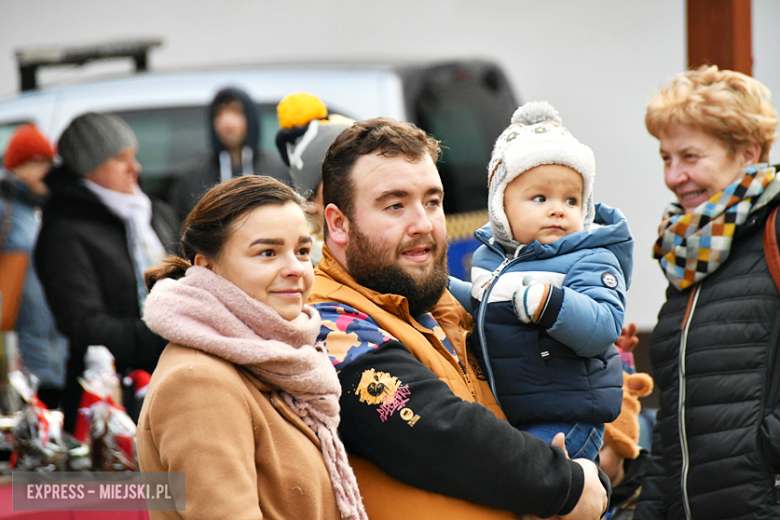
[470,203,633,427]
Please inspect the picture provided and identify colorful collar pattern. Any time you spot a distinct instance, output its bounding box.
[415,312,461,365]
[653,164,775,290]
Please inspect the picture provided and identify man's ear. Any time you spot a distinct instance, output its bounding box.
[194,253,211,269]
[324,203,349,246]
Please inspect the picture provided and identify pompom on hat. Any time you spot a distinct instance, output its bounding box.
[275,93,354,198]
[3,124,54,171]
[277,93,329,130]
[56,112,138,177]
[488,101,596,251]
[123,369,151,399]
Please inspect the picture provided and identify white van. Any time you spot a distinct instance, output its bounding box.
[0,45,520,280]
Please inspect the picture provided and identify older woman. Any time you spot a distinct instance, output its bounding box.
[139,176,367,520]
[35,112,179,429]
[635,66,780,519]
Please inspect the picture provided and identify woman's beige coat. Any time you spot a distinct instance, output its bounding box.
[137,343,340,520]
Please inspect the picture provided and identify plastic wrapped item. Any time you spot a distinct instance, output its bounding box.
[90,400,137,471]
[63,433,91,471]
[8,370,68,472]
[73,346,122,443]
[0,413,19,475]
[73,346,137,471]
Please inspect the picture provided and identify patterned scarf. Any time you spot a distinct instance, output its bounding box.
[143,266,368,520]
[653,164,775,290]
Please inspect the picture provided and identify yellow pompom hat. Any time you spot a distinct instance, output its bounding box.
[277,93,329,130]
[275,93,354,196]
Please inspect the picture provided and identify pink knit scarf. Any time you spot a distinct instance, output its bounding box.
[143,266,367,520]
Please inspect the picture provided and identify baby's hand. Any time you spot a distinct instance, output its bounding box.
[615,322,639,352]
[513,277,550,324]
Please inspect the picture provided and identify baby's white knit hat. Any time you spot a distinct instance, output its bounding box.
[487,101,596,251]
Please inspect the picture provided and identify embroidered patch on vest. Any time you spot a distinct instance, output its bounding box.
[601,272,618,289]
[470,360,487,381]
[356,368,420,426]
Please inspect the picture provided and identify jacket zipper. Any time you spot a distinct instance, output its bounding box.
[479,257,512,291]
[433,335,468,378]
[679,284,701,520]
[476,253,532,401]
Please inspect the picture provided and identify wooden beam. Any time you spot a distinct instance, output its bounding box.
[687,0,752,75]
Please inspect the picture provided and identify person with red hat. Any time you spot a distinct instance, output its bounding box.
[1,123,68,408]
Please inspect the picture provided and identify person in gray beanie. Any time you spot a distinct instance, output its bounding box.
[275,93,354,265]
[34,111,179,431]
[56,112,139,178]
[469,101,634,461]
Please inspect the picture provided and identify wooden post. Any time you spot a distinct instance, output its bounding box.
[687,0,752,75]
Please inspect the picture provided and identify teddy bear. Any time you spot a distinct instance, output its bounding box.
[600,322,655,519]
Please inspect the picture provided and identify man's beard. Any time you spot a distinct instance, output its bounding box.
[346,225,449,317]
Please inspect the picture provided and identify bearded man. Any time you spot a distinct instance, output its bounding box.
[309,117,609,520]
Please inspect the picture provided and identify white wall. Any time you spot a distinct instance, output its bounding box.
[1,0,777,330]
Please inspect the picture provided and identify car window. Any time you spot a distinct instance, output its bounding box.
[116,106,207,178]
[114,103,281,199]
[259,109,281,155]
[114,104,279,176]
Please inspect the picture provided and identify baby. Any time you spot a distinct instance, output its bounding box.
[470,101,633,460]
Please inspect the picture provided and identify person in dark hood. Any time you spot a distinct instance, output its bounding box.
[169,86,290,221]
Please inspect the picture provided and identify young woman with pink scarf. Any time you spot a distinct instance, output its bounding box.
[138,175,367,520]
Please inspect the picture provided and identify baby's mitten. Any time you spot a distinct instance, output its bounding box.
[512,276,550,324]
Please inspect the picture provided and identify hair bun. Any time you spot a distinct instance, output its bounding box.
[511,100,563,126]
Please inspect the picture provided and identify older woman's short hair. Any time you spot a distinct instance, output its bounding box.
[646,65,778,162]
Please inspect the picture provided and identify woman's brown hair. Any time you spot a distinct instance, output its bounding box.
[145,175,309,289]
